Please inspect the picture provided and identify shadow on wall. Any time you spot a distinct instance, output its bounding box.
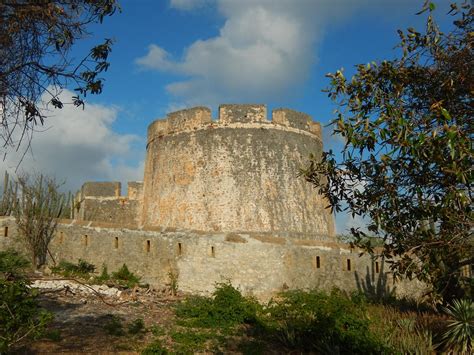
[354,259,396,302]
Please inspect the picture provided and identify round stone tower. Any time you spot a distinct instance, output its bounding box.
[142,104,335,239]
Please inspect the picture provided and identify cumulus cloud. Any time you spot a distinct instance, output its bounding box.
[137,0,416,107]
[2,89,144,193]
[138,0,325,106]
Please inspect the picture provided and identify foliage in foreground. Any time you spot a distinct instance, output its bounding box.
[302,1,473,302]
[171,284,391,354]
[1,0,119,152]
[443,299,474,354]
[175,282,259,329]
[0,250,52,353]
[144,282,471,354]
[259,289,389,354]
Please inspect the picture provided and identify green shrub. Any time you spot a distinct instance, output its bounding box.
[111,264,141,289]
[150,324,166,337]
[443,299,473,354]
[0,250,52,352]
[51,259,95,278]
[259,289,389,354]
[366,303,442,354]
[168,269,178,296]
[103,315,125,336]
[170,329,214,353]
[175,282,259,329]
[93,264,111,284]
[141,340,168,354]
[128,318,145,335]
[0,249,30,279]
[44,329,62,342]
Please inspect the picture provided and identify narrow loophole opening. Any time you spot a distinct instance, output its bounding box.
[59,231,64,244]
[375,261,379,273]
[146,240,151,253]
[316,256,321,269]
[211,246,215,257]
[346,259,351,271]
[178,242,182,255]
[3,226,8,237]
[114,237,119,249]
[83,234,89,247]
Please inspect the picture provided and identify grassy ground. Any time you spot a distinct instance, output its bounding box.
[3,256,464,354]
[12,281,452,354]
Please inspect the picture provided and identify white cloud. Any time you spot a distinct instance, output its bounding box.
[2,89,144,193]
[138,0,417,107]
[137,0,330,106]
[170,0,211,11]
[135,45,178,73]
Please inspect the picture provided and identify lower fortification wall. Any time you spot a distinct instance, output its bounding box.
[0,217,423,299]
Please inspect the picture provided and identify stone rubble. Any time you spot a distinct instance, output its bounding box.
[31,279,122,297]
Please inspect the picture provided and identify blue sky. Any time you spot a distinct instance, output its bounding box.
[3,0,453,233]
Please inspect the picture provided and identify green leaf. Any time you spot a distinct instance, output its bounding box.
[440,107,452,120]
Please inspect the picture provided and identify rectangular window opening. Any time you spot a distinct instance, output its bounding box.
[211,246,215,258]
[114,237,119,249]
[375,261,380,273]
[3,226,8,237]
[146,240,151,253]
[346,259,351,271]
[178,242,182,256]
[316,256,321,269]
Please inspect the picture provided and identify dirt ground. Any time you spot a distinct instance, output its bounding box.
[14,279,183,354]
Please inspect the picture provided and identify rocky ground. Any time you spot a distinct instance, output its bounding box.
[15,277,182,354]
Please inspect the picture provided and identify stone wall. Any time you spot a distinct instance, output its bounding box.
[76,181,143,227]
[142,105,334,238]
[0,217,423,300]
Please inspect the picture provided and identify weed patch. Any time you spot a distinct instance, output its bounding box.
[128,318,146,335]
[111,264,141,289]
[103,315,125,336]
[258,289,389,354]
[51,259,95,278]
[141,340,168,354]
[175,282,259,330]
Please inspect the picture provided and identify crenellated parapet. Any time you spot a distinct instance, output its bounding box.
[77,181,144,226]
[272,108,321,137]
[81,181,121,198]
[147,104,322,144]
[218,104,268,124]
[143,104,333,237]
[147,106,211,142]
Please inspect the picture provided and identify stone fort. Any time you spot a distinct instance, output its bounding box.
[0,104,417,298]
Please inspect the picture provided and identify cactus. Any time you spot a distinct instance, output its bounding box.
[0,171,18,216]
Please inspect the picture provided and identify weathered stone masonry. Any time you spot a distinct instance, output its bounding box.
[0,104,421,298]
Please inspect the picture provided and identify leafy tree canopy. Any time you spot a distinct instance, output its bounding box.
[303,1,473,303]
[0,0,119,152]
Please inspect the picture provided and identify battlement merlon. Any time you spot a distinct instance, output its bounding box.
[80,181,144,200]
[147,107,211,141]
[272,108,322,138]
[81,182,121,198]
[127,181,144,200]
[147,105,322,142]
[218,104,268,124]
